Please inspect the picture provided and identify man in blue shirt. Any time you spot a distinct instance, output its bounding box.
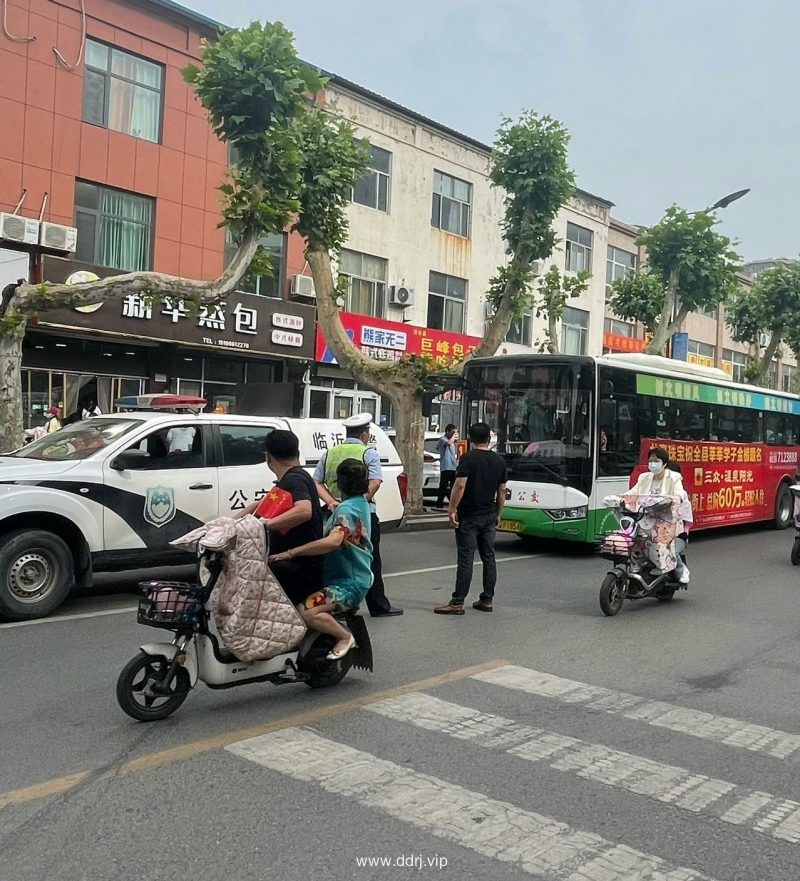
[436,423,459,509]
[314,412,403,617]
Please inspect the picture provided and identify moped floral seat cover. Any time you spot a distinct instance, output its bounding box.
[172,516,307,661]
[618,493,682,574]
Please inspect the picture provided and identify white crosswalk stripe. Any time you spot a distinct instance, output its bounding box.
[365,691,800,843]
[227,728,715,881]
[473,665,800,760]
[223,663,800,881]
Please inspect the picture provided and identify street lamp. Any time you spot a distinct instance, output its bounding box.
[689,188,750,215]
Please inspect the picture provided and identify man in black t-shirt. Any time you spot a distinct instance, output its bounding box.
[238,430,324,605]
[434,421,507,615]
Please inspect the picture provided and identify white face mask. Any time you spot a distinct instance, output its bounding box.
[648,460,663,475]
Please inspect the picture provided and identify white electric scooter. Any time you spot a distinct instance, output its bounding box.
[116,543,373,721]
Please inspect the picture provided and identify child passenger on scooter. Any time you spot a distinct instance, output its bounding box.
[268,458,373,661]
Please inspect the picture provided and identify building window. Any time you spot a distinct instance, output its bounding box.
[565,222,593,273]
[561,306,589,354]
[603,317,636,337]
[687,339,716,367]
[606,245,636,289]
[783,364,797,393]
[339,249,387,318]
[82,39,163,143]
[722,348,748,383]
[351,145,391,212]
[74,181,154,271]
[226,233,286,298]
[431,171,471,237]
[505,311,533,347]
[428,271,466,333]
[766,361,778,390]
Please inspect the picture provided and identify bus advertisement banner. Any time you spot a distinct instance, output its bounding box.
[637,439,798,528]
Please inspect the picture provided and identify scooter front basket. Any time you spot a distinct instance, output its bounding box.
[137,581,205,630]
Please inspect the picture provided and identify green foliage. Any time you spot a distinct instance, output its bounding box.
[727,263,800,375]
[294,110,371,252]
[490,112,575,262]
[639,206,741,311]
[485,260,535,317]
[535,265,590,323]
[184,22,323,166]
[237,243,276,290]
[608,270,666,332]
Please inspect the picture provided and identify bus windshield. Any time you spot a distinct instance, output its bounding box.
[464,359,594,490]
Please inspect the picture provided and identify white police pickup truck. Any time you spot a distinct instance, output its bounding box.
[0,406,406,620]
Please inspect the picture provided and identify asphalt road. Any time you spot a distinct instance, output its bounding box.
[2,524,800,881]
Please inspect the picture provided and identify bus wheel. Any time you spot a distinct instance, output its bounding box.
[773,483,792,530]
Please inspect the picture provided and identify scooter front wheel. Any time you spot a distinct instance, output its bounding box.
[599,572,625,617]
[117,652,191,722]
[791,537,800,566]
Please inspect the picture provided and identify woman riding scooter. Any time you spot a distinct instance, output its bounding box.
[628,447,693,584]
[269,458,373,661]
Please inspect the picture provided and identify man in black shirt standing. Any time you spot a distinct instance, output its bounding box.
[238,429,324,605]
[434,421,507,615]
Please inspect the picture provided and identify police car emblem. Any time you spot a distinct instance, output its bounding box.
[144,486,176,528]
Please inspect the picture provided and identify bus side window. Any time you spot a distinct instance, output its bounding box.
[765,412,795,445]
[598,393,637,476]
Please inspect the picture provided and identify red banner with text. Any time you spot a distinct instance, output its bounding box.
[634,439,798,528]
[315,312,482,367]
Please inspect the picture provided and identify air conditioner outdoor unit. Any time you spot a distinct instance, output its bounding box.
[39,222,78,253]
[0,213,39,245]
[759,332,771,348]
[290,274,316,299]
[389,285,414,308]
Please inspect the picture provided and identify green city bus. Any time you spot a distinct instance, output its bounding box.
[462,352,800,543]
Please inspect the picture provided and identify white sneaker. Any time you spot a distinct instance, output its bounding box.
[678,566,690,584]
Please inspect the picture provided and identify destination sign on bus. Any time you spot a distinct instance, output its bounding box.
[636,375,800,416]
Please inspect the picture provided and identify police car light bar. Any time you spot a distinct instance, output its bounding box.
[115,394,207,412]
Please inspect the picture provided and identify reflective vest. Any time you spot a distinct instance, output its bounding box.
[324,441,367,501]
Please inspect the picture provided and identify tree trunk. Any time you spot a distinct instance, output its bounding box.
[754,331,782,384]
[0,331,24,454]
[547,311,560,354]
[644,269,678,355]
[391,384,426,514]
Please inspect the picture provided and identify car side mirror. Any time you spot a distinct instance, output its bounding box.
[110,449,150,471]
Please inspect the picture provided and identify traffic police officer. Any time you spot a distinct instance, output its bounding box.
[314,412,403,617]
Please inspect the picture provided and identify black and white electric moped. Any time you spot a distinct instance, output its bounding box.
[116,542,372,722]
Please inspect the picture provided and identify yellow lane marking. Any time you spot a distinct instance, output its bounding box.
[0,659,508,810]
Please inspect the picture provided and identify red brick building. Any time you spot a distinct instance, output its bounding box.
[0,0,313,424]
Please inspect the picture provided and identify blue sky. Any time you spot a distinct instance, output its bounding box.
[185,0,798,261]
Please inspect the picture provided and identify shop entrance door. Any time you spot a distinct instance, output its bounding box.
[305,386,379,420]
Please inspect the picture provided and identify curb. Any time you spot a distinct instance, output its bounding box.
[398,513,451,532]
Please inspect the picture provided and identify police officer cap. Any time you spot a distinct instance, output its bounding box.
[343,411,373,430]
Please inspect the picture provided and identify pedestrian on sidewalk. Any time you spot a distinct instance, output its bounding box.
[434,421,507,615]
[436,423,459,509]
[314,412,403,618]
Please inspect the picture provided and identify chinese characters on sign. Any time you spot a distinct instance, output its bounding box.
[602,332,646,353]
[639,438,793,528]
[315,311,481,367]
[117,296,305,352]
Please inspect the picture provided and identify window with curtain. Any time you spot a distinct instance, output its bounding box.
[561,306,589,354]
[428,271,467,333]
[74,181,154,271]
[226,232,286,297]
[83,39,163,143]
[431,171,471,237]
[351,146,391,212]
[565,222,593,273]
[338,249,388,317]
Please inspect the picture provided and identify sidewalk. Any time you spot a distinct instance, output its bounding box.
[399,508,450,532]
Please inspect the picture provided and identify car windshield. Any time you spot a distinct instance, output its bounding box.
[424,439,440,455]
[11,418,143,461]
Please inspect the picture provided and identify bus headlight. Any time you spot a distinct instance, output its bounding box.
[545,506,588,521]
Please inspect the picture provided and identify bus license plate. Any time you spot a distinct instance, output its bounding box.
[499,519,521,532]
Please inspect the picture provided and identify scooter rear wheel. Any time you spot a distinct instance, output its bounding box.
[599,572,625,617]
[117,652,191,721]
